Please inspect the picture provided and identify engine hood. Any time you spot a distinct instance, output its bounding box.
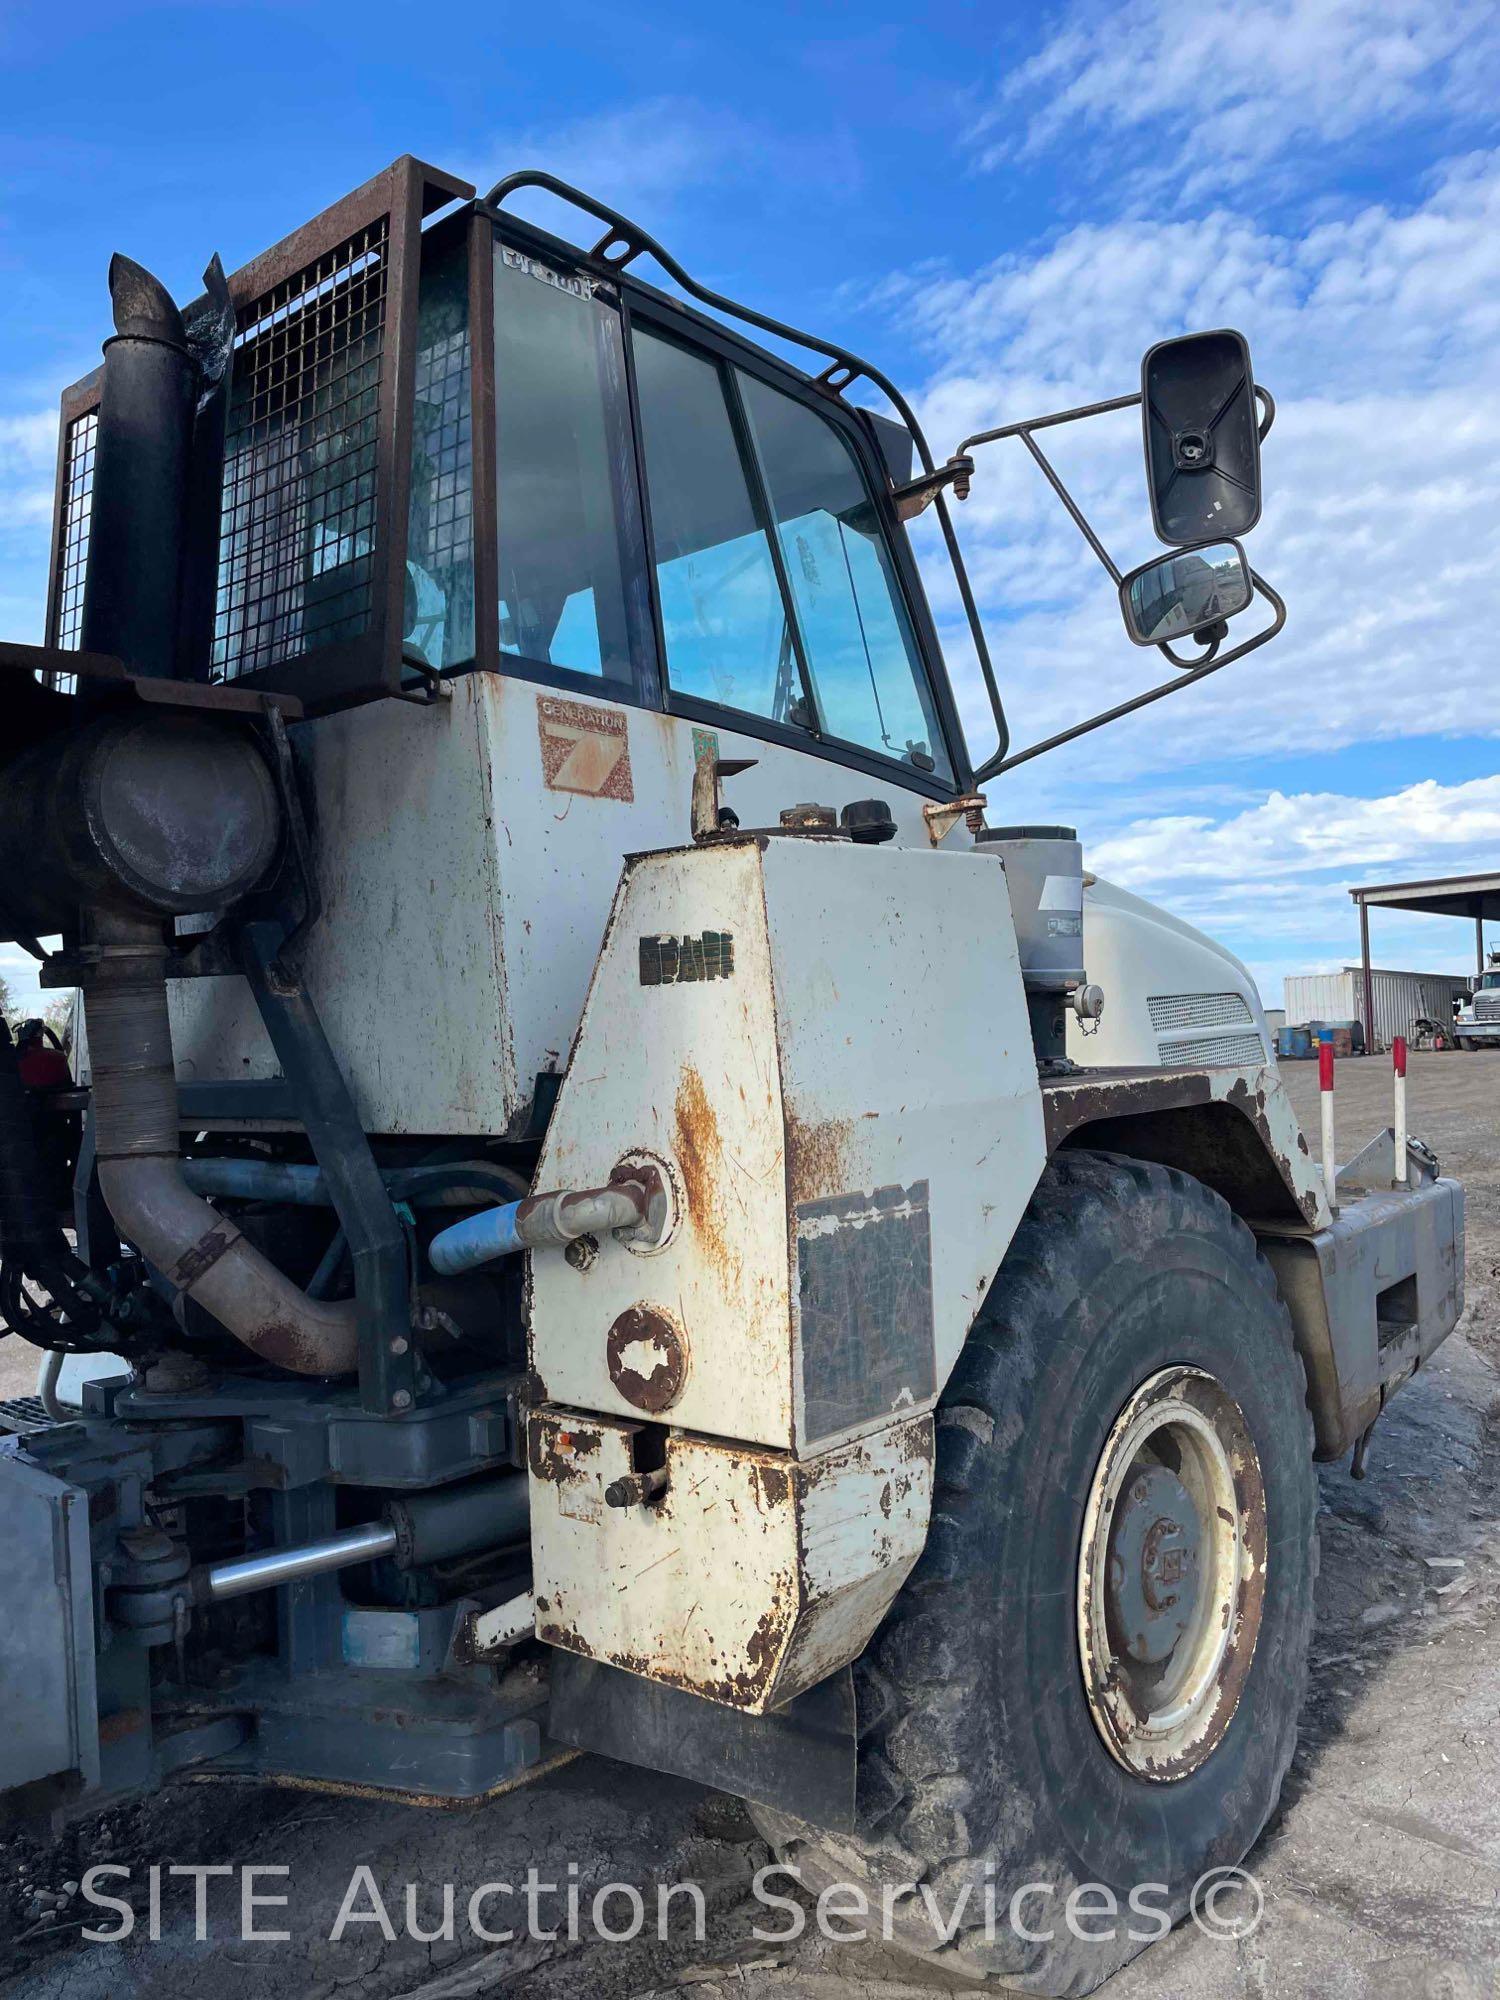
[1067,875,1275,1070]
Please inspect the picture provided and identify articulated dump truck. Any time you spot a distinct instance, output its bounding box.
[0,159,1464,1991]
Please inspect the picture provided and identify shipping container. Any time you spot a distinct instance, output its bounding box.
[1283,968,1472,1053]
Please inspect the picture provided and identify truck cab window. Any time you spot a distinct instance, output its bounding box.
[492,250,645,689]
[403,226,475,671]
[739,372,952,780]
[633,328,804,725]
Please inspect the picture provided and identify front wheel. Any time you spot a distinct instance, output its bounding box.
[754,1152,1317,1995]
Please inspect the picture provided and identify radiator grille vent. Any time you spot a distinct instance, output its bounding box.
[1147,990,1254,1032]
[45,407,97,693]
[1157,1030,1267,1068]
[213,217,390,682]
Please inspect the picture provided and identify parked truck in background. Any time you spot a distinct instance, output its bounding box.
[0,160,1465,1994]
[1454,955,1500,1049]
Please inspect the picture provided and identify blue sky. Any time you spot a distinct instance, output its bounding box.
[3,0,1499,1010]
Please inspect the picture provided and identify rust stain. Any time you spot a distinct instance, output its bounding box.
[606,1303,688,1412]
[756,1463,791,1508]
[98,1707,147,1746]
[784,1107,854,1209]
[528,1419,600,1486]
[673,1063,736,1287]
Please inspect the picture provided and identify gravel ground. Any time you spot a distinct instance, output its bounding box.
[2,1049,1498,1999]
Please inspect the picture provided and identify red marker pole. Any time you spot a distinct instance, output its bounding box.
[1393,1035,1408,1189]
[1319,1031,1339,1217]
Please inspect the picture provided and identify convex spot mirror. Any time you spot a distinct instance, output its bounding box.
[1142,329,1261,545]
[1120,540,1251,647]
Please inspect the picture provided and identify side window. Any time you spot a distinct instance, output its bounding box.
[492,250,647,689]
[738,372,952,780]
[404,225,474,671]
[632,329,806,725]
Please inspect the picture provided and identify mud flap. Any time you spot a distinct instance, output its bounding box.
[548,1652,857,1832]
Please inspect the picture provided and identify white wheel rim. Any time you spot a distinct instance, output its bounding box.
[1077,1365,1267,1781]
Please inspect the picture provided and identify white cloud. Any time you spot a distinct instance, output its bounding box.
[0,407,58,645]
[466,96,814,238]
[972,0,1500,201]
[1082,774,1500,1000]
[864,126,1500,990]
[0,408,58,530]
[1092,772,1500,885]
[888,152,1500,784]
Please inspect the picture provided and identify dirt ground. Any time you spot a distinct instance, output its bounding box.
[2,1050,1498,2000]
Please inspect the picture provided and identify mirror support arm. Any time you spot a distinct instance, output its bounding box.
[1018,431,1122,584]
[956,379,1275,594]
[974,570,1285,780]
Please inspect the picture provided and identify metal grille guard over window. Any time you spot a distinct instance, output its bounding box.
[45,157,473,714]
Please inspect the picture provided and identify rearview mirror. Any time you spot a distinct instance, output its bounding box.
[1120,540,1251,647]
[1142,330,1261,545]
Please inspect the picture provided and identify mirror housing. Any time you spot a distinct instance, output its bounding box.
[1142,330,1261,545]
[1119,539,1251,647]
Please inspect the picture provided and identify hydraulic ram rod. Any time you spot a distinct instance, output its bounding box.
[201,1474,531,1601]
[205,1522,397,1600]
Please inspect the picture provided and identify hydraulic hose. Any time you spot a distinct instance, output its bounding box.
[82,911,359,1376]
[428,1181,649,1277]
[182,1158,529,1208]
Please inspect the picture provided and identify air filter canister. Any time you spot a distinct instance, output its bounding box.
[976,825,1085,993]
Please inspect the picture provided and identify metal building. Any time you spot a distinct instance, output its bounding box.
[1284,967,1471,1051]
[1343,871,1500,1051]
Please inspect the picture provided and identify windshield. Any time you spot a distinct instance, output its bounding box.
[631,326,951,777]
[404,228,954,781]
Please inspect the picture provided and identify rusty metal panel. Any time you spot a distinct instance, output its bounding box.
[167,678,516,1135]
[531,836,795,1444]
[1258,1174,1464,1459]
[528,1409,931,1713]
[758,836,1045,1427]
[1040,1060,1331,1229]
[528,830,1043,1449]
[165,673,971,1139]
[795,1181,934,1442]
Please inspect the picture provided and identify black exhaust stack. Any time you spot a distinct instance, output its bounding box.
[80,255,198,678]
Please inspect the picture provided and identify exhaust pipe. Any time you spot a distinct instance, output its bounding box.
[60,251,359,1378]
[83,911,359,1376]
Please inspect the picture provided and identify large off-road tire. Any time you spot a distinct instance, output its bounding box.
[753,1151,1317,1995]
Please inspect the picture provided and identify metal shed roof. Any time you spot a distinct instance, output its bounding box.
[1347,872,1498,1044]
[1349,871,1500,920]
